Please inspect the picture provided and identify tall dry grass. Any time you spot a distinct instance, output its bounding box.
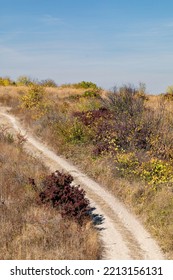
[0,86,24,107]
[0,126,102,260]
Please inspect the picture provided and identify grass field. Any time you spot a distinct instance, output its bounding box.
[0,80,173,259]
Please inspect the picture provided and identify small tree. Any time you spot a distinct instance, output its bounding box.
[40,79,57,87]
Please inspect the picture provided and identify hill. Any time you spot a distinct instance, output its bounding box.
[0,80,173,259]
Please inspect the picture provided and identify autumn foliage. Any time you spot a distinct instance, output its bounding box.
[35,171,91,225]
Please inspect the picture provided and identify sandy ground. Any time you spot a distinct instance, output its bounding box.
[0,107,165,260]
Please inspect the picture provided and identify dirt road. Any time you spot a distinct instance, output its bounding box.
[0,107,165,260]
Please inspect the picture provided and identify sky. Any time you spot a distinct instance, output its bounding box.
[1,0,173,93]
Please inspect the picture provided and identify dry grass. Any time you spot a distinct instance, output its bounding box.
[0,86,24,107]
[46,86,87,98]
[1,85,173,259]
[0,130,102,260]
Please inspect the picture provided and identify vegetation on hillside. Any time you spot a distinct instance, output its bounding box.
[1,77,173,258]
[0,76,100,89]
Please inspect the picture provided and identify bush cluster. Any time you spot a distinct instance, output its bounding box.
[0,75,58,88]
[72,86,152,156]
[0,76,102,90]
[15,80,173,188]
[68,85,173,187]
[0,76,15,86]
[95,86,172,157]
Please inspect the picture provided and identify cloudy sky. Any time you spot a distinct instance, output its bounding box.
[1,0,173,93]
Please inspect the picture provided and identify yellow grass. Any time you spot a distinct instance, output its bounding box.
[0,136,102,260]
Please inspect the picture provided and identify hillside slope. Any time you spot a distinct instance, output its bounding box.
[0,107,165,260]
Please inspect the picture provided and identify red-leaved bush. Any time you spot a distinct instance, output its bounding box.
[37,171,91,224]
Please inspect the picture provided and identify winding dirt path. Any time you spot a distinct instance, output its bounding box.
[0,107,165,260]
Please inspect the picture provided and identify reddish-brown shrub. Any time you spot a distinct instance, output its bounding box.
[36,171,91,225]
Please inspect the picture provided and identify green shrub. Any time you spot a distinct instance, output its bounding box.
[73,81,99,89]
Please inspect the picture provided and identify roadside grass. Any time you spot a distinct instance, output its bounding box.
[0,126,102,260]
[1,84,173,259]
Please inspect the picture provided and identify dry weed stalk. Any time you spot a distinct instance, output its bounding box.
[16,130,27,146]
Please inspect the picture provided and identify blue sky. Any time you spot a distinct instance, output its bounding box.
[1,0,173,93]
